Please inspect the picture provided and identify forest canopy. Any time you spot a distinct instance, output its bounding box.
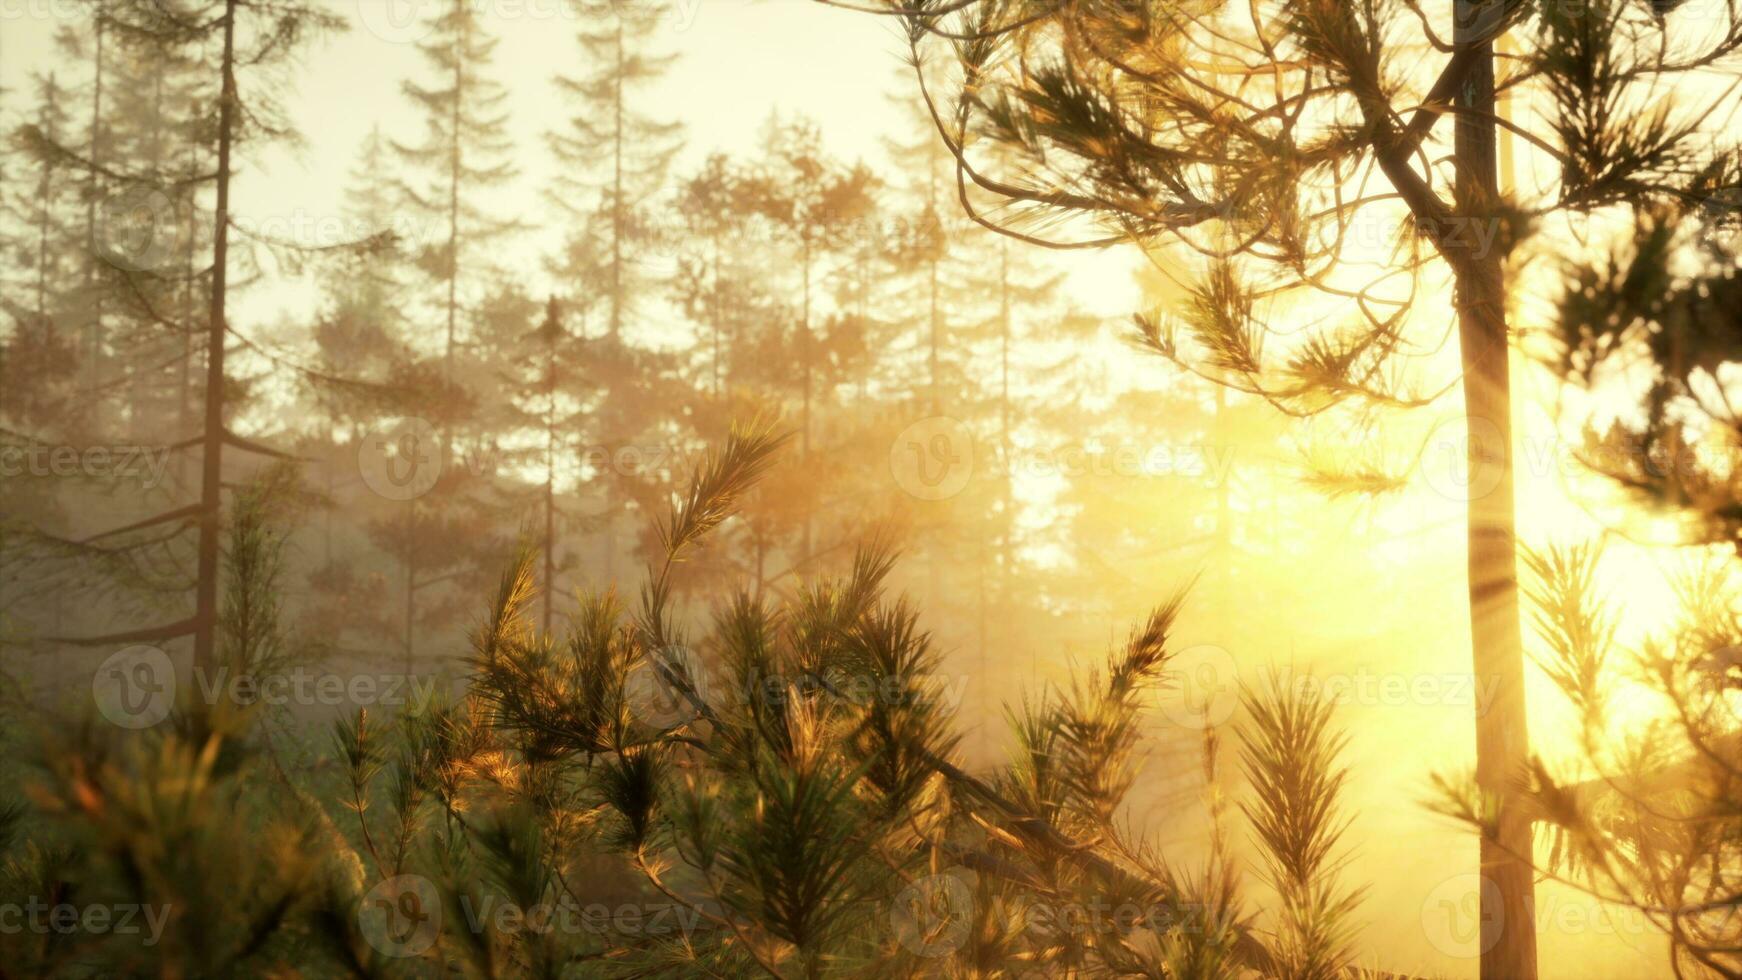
[1,1,1741,978]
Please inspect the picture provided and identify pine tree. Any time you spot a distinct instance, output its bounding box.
[33,18,113,408]
[88,17,208,444]
[929,227,1091,737]
[670,151,815,596]
[828,3,1742,971]
[0,67,88,565]
[674,153,747,401]
[546,0,684,584]
[883,77,963,417]
[3,0,349,704]
[547,0,683,342]
[1547,189,1742,551]
[377,0,526,666]
[1501,67,1742,976]
[1452,539,1742,976]
[300,128,416,654]
[497,296,590,634]
[392,0,520,377]
[742,117,879,566]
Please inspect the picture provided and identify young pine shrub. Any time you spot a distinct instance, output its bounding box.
[313,420,1380,979]
[0,467,348,977]
[187,463,307,759]
[1238,679,1364,980]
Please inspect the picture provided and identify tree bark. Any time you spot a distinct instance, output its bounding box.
[1454,4,1537,977]
[192,0,238,679]
[543,315,558,635]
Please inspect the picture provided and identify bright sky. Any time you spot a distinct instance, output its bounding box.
[0,0,1142,324]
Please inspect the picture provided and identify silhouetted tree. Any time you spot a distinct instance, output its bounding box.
[546,0,685,583]
[832,2,1742,971]
[393,0,520,376]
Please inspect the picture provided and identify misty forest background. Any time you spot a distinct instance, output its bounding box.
[1,1,1742,978]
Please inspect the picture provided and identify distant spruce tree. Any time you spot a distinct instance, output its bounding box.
[46,17,111,404]
[883,76,962,418]
[0,73,86,438]
[674,153,752,401]
[546,0,683,342]
[881,92,1101,700]
[299,128,419,655]
[392,0,521,377]
[2,0,351,703]
[740,117,880,567]
[670,151,814,598]
[94,22,209,445]
[496,296,591,634]
[547,0,686,585]
[382,0,528,666]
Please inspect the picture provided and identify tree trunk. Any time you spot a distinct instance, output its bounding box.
[1454,5,1537,977]
[34,79,55,324]
[84,21,105,395]
[712,239,723,397]
[543,469,556,635]
[403,529,417,673]
[543,327,557,634]
[445,45,461,373]
[800,237,813,564]
[192,0,238,679]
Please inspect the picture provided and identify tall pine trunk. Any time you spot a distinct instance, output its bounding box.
[83,22,105,396]
[1453,5,1537,976]
[192,0,239,679]
[542,316,558,635]
[800,236,812,564]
